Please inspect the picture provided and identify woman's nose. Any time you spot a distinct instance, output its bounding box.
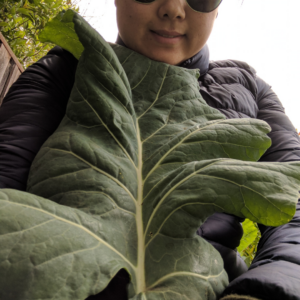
[158,0,186,21]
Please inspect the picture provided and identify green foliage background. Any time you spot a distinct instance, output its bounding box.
[0,0,79,69]
[238,220,261,267]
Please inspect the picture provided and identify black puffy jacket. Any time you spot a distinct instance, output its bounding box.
[1,43,300,300]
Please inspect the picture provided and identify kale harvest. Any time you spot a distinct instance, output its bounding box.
[0,10,299,300]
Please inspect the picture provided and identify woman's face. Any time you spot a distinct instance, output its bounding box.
[115,0,219,65]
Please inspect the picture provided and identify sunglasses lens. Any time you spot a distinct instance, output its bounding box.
[134,0,222,13]
[134,0,155,2]
[187,0,222,13]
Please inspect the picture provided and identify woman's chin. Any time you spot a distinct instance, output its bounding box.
[140,49,185,65]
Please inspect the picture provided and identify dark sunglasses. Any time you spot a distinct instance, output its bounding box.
[134,0,223,13]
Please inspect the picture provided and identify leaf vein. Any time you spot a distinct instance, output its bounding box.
[1,200,136,270]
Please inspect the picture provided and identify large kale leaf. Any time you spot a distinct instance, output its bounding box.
[0,10,299,300]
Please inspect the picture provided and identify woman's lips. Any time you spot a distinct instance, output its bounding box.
[151,30,185,45]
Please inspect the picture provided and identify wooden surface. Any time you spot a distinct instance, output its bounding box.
[0,31,24,72]
[0,44,11,82]
[0,32,23,106]
[0,63,21,104]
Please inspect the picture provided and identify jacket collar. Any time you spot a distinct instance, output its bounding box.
[116,35,209,77]
[178,44,209,77]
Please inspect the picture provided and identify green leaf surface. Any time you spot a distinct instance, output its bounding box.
[237,219,259,253]
[1,9,300,300]
[38,9,83,59]
[16,7,34,21]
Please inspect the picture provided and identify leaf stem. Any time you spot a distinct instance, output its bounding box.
[136,120,146,293]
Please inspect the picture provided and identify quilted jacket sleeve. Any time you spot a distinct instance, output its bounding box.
[0,46,77,190]
[222,76,300,300]
[256,76,300,162]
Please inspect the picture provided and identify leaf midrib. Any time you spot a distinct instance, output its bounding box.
[136,120,146,293]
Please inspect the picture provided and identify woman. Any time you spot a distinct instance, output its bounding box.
[1,0,300,299]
